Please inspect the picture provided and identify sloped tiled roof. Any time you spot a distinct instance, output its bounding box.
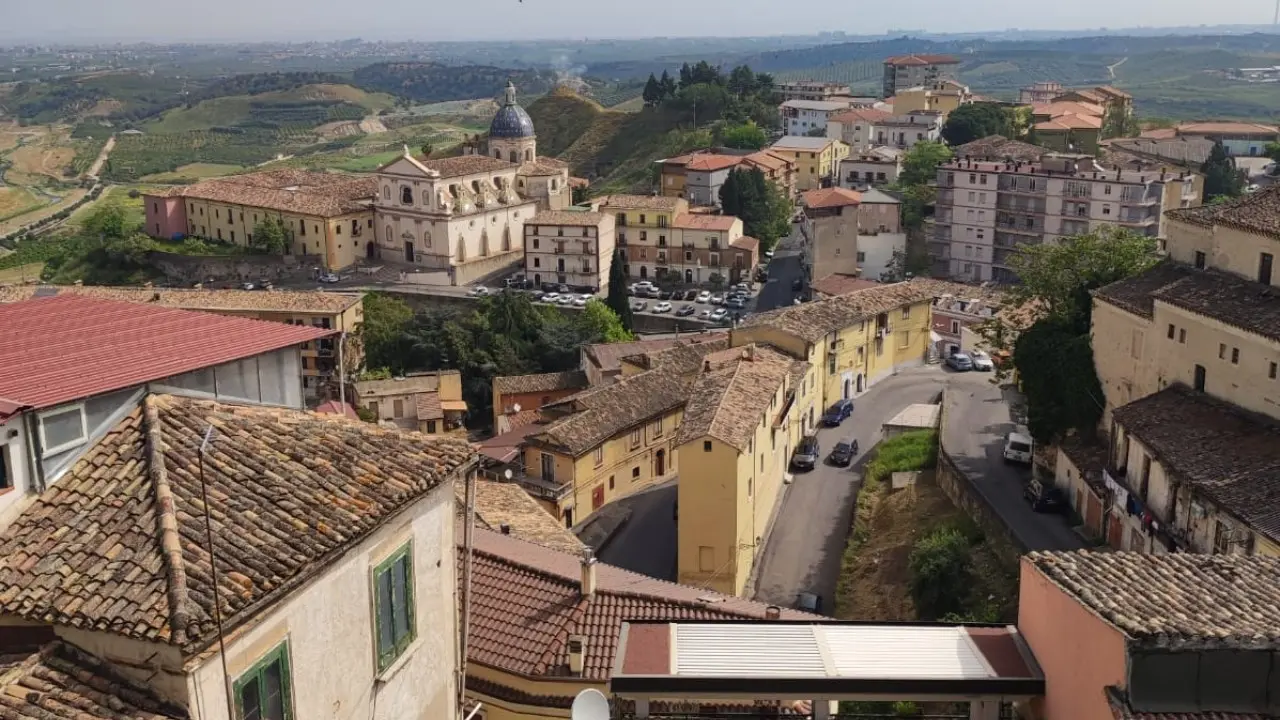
[1151,266,1280,342]
[1168,184,1280,238]
[458,480,585,555]
[0,285,363,314]
[1092,260,1194,319]
[739,280,938,342]
[676,345,807,452]
[1177,122,1279,137]
[0,295,331,411]
[1028,550,1280,650]
[884,54,959,66]
[0,394,474,651]
[0,642,188,719]
[811,274,883,297]
[463,528,815,680]
[673,213,739,231]
[421,155,518,178]
[802,187,862,209]
[581,338,686,376]
[527,211,606,227]
[594,194,684,211]
[829,107,891,125]
[741,149,795,172]
[1111,385,1280,543]
[493,370,589,396]
[953,135,1045,162]
[154,169,375,218]
[1105,687,1266,720]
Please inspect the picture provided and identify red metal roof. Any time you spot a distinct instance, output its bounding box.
[0,295,335,410]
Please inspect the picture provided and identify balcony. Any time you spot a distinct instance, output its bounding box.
[508,469,572,502]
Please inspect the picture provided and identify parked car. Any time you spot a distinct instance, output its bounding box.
[557,284,572,294]
[241,282,256,290]
[631,300,648,312]
[530,292,545,302]
[828,439,858,467]
[653,301,673,313]
[683,289,699,301]
[676,305,696,317]
[541,292,561,303]
[1003,432,1034,465]
[557,294,574,305]
[696,290,712,303]
[970,350,994,372]
[791,434,820,471]
[469,286,490,296]
[1024,478,1066,513]
[754,267,768,283]
[945,352,974,371]
[726,297,746,310]
[710,293,725,305]
[821,399,854,426]
[795,591,823,614]
[699,309,714,319]
[710,307,729,322]
[572,295,589,307]
[733,282,751,294]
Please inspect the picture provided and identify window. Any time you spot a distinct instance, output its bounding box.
[233,642,293,720]
[1213,520,1231,554]
[950,320,960,334]
[653,417,663,437]
[400,186,413,205]
[630,429,641,448]
[1271,361,1277,380]
[1194,364,1206,392]
[426,420,437,434]
[0,445,10,491]
[1219,343,1227,360]
[704,440,713,452]
[1179,328,1186,344]
[632,466,640,479]
[1167,323,1175,339]
[856,251,866,262]
[1131,329,1143,360]
[594,446,603,466]
[39,405,86,456]
[1260,252,1274,285]
[1232,347,1240,365]
[1194,251,1206,269]
[373,544,415,672]
[901,306,911,320]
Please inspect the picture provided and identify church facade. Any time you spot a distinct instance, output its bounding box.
[371,82,571,285]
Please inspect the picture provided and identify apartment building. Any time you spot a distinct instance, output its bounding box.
[882,54,960,98]
[1076,188,1280,556]
[779,99,854,136]
[1018,80,1065,104]
[354,370,467,435]
[930,154,1202,282]
[826,107,892,151]
[593,195,758,284]
[0,284,364,403]
[872,111,943,150]
[1032,101,1104,154]
[144,169,377,271]
[774,79,852,102]
[803,186,906,282]
[523,210,616,291]
[892,79,972,116]
[769,136,850,192]
[1174,121,1280,157]
[838,146,904,187]
[660,149,799,205]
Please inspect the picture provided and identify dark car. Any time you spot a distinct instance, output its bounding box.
[754,267,768,282]
[796,592,823,614]
[945,352,974,372]
[676,305,696,317]
[1024,479,1067,514]
[684,289,699,301]
[828,439,858,467]
[821,399,854,426]
[790,434,820,471]
[557,284,572,294]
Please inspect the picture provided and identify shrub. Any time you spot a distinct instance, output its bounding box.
[909,527,972,620]
[864,430,938,484]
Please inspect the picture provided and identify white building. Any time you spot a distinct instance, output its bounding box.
[826,107,892,151]
[524,210,617,291]
[780,99,854,137]
[839,146,905,188]
[872,111,944,149]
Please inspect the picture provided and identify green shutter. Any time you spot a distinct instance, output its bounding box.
[373,543,415,673]
[231,641,293,720]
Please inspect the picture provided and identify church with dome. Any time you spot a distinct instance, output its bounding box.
[370,81,572,285]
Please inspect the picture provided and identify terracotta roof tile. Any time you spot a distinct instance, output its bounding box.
[1150,266,1280,342]
[741,150,795,172]
[1028,550,1280,649]
[595,194,684,211]
[731,235,760,253]
[1105,687,1265,720]
[801,187,862,209]
[1094,85,1133,99]
[1168,184,1280,237]
[811,274,883,297]
[675,345,807,452]
[829,108,891,125]
[953,135,1045,162]
[1035,114,1103,131]
[771,136,840,152]
[519,158,569,177]
[0,295,331,410]
[739,279,939,342]
[494,370,589,396]
[0,642,187,719]
[1177,122,1279,137]
[527,211,607,227]
[1093,260,1194,319]
[1111,385,1280,543]
[155,169,375,218]
[581,336,725,378]
[417,392,443,420]
[683,154,746,172]
[498,408,543,433]
[421,155,519,178]
[459,480,585,555]
[884,54,959,66]
[463,528,815,680]
[0,394,474,650]
[314,400,360,419]
[673,214,738,231]
[0,284,363,314]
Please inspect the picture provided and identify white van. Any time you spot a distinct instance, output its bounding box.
[1003,432,1034,465]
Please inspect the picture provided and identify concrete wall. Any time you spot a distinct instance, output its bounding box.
[1017,559,1127,720]
[149,250,316,284]
[143,195,187,240]
[0,413,33,528]
[810,212,860,278]
[935,444,1025,564]
[187,481,457,720]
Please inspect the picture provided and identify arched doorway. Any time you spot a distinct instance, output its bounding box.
[843,378,851,399]
[366,242,377,260]
[640,266,648,279]
[856,374,864,393]
[534,273,541,286]
[655,449,666,476]
[685,269,694,283]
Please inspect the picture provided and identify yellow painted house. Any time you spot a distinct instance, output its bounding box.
[768,136,850,192]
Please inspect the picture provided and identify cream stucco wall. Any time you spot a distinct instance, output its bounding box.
[181,199,373,271]
[186,480,458,720]
[0,413,33,528]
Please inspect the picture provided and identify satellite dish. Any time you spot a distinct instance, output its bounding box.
[513,403,522,413]
[570,689,610,720]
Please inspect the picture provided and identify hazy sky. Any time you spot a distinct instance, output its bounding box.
[5,0,1276,43]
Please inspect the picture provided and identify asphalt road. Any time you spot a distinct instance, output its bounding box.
[942,373,1085,552]
[595,481,678,581]
[751,366,950,613]
[755,224,807,314]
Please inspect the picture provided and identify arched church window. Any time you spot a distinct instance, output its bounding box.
[382,186,390,200]
[525,149,532,162]
[509,150,518,163]
[400,186,413,205]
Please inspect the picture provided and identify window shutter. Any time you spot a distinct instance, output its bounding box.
[375,568,395,670]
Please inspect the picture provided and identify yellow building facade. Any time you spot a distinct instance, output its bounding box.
[768,137,850,192]
[181,197,375,270]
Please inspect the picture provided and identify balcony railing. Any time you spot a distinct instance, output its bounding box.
[509,470,572,502]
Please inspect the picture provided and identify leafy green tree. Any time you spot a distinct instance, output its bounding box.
[361,293,415,371]
[940,102,1013,146]
[642,73,662,107]
[719,121,767,150]
[898,141,953,187]
[1005,225,1159,322]
[719,167,791,252]
[1200,141,1244,201]
[606,249,633,330]
[678,63,693,89]
[82,203,130,240]
[895,184,936,230]
[659,70,677,100]
[909,527,972,620]
[419,142,434,158]
[250,215,292,255]
[581,299,634,343]
[1264,141,1280,164]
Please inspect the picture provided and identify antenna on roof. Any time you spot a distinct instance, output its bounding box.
[571,689,610,720]
[197,425,234,720]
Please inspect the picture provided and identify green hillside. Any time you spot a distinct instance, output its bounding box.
[145,84,393,133]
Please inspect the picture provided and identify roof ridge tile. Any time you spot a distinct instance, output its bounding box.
[143,396,192,647]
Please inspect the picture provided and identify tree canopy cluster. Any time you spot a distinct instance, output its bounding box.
[981,227,1159,444]
[1200,141,1245,202]
[940,102,1014,147]
[641,62,779,130]
[719,167,792,252]
[362,292,632,428]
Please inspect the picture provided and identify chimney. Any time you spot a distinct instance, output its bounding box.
[580,547,597,597]
[567,635,587,675]
[500,523,511,535]
[765,605,782,620]
[703,359,712,372]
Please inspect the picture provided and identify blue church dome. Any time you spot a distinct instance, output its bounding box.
[489,82,535,139]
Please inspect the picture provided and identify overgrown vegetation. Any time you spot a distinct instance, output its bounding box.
[719,168,792,252]
[361,291,632,429]
[1200,141,1245,202]
[940,103,1015,147]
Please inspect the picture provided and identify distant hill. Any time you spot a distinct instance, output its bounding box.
[144,84,395,134]
[525,87,712,193]
[352,62,559,104]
